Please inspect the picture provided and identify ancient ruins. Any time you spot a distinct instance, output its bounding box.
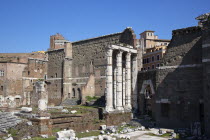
[0,12,210,139]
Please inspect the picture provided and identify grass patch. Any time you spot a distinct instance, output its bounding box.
[145,132,171,138]
[52,128,61,133]
[8,128,18,137]
[85,96,99,102]
[76,130,100,138]
[31,136,56,140]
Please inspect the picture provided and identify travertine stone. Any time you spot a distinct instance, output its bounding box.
[123,68,126,107]
[125,52,132,110]
[132,55,138,112]
[105,49,114,112]
[113,68,117,109]
[63,42,73,101]
[116,50,124,111]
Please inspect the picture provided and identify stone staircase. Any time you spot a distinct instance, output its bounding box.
[61,98,80,106]
[0,112,22,134]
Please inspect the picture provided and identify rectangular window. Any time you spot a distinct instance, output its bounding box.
[157,55,160,61]
[152,65,155,69]
[147,58,150,63]
[148,66,150,70]
[0,70,4,77]
[161,103,170,117]
[152,56,154,62]
[1,86,3,91]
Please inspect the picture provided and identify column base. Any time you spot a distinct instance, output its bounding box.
[124,105,132,111]
[105,106,114,113]
[116,106,124,111]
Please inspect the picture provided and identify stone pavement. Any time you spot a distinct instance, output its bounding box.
[114,129,173,140]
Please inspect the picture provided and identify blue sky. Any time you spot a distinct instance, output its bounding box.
[0,0,209,53]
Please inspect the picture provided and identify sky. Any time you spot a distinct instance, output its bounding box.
[0,0,210,53]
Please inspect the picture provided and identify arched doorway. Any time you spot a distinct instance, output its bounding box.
[144,85,153,116]
[140,80,155,117]
[77,88,82,104]
[72,88,75,98]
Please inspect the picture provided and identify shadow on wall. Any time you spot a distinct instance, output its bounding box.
[154,27,203,130]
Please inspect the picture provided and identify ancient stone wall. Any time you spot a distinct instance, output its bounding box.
[72,33,121,97]
[103,112,132,126]
[25,58,48,79]
[47,49,65,106]
[0,52,46,64]
[201,15,210,137]
[0,63,27,107]
[155,27,203,128]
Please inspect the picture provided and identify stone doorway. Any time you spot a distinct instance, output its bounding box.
[140,80,155,117]
[15,98,21,107]
[144,85,153,116]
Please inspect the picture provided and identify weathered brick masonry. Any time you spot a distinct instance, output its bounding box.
[47,28,137,106]
[137,13,210,136]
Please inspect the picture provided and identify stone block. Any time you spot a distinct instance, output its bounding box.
[21,107,32,113]
[100,125,106,130]
[56,129,75,139]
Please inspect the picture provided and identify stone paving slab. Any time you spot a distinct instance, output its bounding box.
[119,130,172,140]
[134,135,170,140]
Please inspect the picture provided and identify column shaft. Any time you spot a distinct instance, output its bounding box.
[125,52,132,110]
[113,68,117,109]
[132,55,138,112]
[116,51,124,111]
[105,49,114,112]
[123,68,126,107]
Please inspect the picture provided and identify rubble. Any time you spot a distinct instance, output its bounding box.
[21,107,32,113]
[100,125,106,130]
[56,129,76,139]
[71,110,77,114]
[61,109,69,113]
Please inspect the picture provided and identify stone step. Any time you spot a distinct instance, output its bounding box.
[61,99,80,106]
[0,112,22,131]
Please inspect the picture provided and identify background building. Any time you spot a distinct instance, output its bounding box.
[142,45,167,70]
[0,52,47,107]
[139,30,170,51]
[139,30,170,71]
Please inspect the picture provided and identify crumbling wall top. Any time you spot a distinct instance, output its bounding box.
[172,26,201,36]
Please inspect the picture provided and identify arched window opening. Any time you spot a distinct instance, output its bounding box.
[72,88,75,98]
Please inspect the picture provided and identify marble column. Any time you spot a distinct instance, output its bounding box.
[105,49,114,112]
[125,52,132,110]
[113,68,117,109]
[123,68,126,107]
[132,54,138,112]
[116,50,124,111]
